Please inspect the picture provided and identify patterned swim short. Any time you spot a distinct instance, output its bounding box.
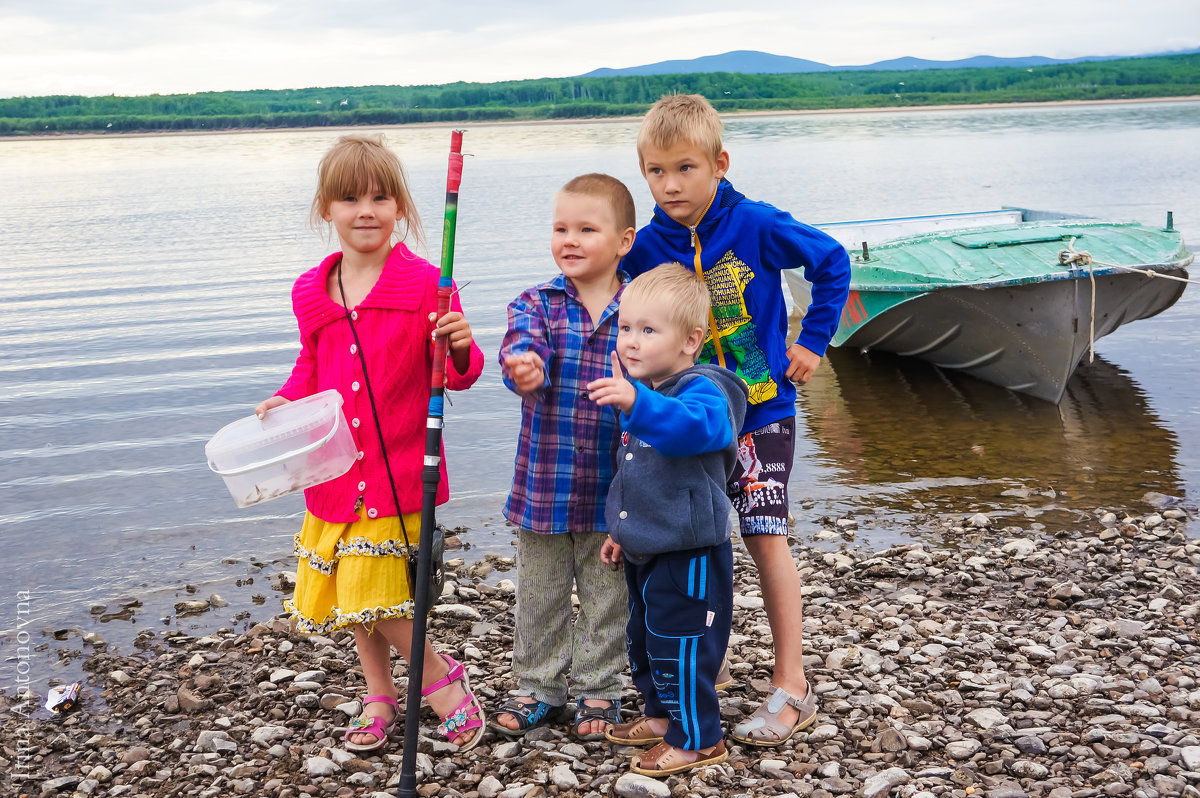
[726,417,795,537]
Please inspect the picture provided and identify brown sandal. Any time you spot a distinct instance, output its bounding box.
[631,740,728,777]
[604,715,665,747]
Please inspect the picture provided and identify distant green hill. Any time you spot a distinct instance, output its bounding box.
[2,53,1197,137]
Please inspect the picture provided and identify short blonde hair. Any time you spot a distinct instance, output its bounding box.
[637,94,724,168]
[623,264,710,351]
[310,133,423,246]
[560,173,636,230]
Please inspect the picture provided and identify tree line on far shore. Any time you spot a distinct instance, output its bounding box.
[2,53,1197,136]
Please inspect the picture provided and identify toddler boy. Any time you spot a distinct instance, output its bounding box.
[590,264,748,776]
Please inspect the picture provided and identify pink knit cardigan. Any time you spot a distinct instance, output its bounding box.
[276,244,484,523]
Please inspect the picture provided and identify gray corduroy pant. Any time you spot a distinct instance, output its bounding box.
[511,529,628,705]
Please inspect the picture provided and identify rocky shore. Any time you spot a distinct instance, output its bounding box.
[3,507,1199,798]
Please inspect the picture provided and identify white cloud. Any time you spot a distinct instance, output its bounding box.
[0,0,1197,97]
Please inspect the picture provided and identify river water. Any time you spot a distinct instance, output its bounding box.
[1,100,1198,661]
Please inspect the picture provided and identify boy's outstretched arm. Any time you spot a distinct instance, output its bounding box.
[626,377,734,457]
[499,291,554,397]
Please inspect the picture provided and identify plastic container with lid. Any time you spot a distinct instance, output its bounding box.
[206,390,356,508]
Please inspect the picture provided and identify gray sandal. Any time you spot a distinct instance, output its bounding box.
[715,657,734,691]
[730,686,817,747]
[573,698,621,741]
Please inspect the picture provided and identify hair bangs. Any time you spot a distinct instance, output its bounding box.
[310,134,424,246]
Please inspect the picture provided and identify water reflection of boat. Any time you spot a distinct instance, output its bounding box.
[788,209,1192,403]
[797,347,1182,517]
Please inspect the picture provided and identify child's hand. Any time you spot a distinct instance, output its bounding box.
[586,351,637,414]
[600,536,624,570]
[785,343,821,385]
[431,311,473,354]
[432,310,474,377]
[504,352,545,393]
[254,396,290,419]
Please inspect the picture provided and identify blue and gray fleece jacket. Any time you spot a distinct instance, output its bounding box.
[605,363,749,565]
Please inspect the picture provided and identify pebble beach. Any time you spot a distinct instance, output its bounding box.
[3,505,1199,798]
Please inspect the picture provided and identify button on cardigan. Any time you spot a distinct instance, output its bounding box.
[276,243,484,523]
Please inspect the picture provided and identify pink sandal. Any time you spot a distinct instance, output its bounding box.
[422,653,485,751]
[343,694,399,753]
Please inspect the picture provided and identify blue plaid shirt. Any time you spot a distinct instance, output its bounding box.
[499,273,625,533]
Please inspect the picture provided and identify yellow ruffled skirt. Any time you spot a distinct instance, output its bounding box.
[285,509,423,635]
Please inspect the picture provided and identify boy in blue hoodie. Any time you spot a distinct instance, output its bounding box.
[622,94,851,747]
[588,264,748,777]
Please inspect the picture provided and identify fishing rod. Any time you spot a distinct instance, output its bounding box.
[397,129,465,798]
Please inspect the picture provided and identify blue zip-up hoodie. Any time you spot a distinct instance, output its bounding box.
[605,363,749,565]
[623,179,851,434]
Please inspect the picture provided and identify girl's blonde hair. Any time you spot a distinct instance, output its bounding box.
[310,133,424,246]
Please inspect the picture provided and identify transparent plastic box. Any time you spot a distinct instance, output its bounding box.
[206,390,356,508]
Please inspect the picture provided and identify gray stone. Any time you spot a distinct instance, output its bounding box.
[306,756,342,777]
[947,739,982,759]
[85,765,112,784]
[1010,760,1049,779]
[250,724,291,745]
[499,786,536,798]
[550,763,579,789]
[986,787,1029,798]
[433,603,483,621]
[195,730,235,753]
[966,707,1009,730]
[1015,735,1048,755]
[1049,582,1085,601]
[613,773,672,797]
[477,776,505,798]
[293,669,326,683]
[808,723,840,742]
[38,776,82,794]
[493,740,522,758]
[862,767,911,798]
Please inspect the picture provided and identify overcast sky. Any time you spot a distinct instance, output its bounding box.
[2,0,1198,98]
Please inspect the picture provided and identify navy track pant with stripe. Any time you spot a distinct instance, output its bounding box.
[624,541,733,750]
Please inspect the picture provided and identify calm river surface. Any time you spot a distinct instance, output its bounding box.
[2,100,1198,656]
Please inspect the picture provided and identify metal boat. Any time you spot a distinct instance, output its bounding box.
[788,209,1192,403]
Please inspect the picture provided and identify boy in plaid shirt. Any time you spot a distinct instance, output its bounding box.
[491,174,635,740]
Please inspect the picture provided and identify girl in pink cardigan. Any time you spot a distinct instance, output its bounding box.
[255,134,485,754]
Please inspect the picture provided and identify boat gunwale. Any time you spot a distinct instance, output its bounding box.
[847,258,1193,293]
[837,218,1193,292]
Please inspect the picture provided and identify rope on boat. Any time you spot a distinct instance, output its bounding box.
[1058,238,1199,364]
[1057,241,1199,284]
